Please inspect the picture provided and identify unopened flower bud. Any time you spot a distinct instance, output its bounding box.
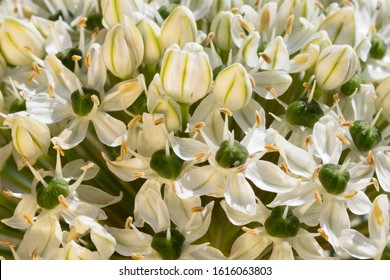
[210,11,235,52]
[376,76,390,120]
[101,0,133,28]
[213,63,252,111]
[136,17,163,65]
[102,16,144,79]
[160,43,212,104]
[0,18,45,66]
[315,45,358,90]
[4,116,51,161]
[160,6,197,49]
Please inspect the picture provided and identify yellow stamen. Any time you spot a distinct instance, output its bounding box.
[72,55,82,61]
[303,82,313,92]
[67,227,79,242]
[131,253,145,260]
[2,188,14,197]
[372,177,379,192]
[343,191,358,199]
[285,15,294,35]
[171,181,177,194]
[336,133,350,145]
[205,32,215,45]
[266,86,278,98]
[191,122,205,132]
[127,115,142,127]
[242,226,258,235]
[85,52,91,67]
[23,213,34,225]
[235,165,246,173]
[0,241,16,247]
[58,195,69,208]
[281,163,289,174]
[264,144,279,152]
[76,17,88,27]
[259,52,271,64]
[32,61,41,74]
[314,190,322,203]
[238,17,254,33]
[338,117,353,127]
[255,111,262,127]
[304,135,312,148]
[239,33,247,39]
[341,0,353,7]
[48,83,55,98]
[91,94,100,106]
[191,206,205,213]
[133,172,144,179]
[116,156,123,162]
[125,216,133,230]
[81,162,95,171]
[27,72,37,84]
[31,248,38,260]
[53,145,65,157]
[121,140,128,155]
[365,151,375,166]
[23,46,34,53]
[317,228,328,241]
[154,117,165,126]
[219,108,233,116]
[370,23,377,36]
[194,152,205,161]
[230,7,239,14]
[312,165,322,181]
[315,1,324,10]
[373,200,385,225]
[249,74,256,89]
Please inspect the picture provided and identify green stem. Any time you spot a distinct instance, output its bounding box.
[179,102,189,133]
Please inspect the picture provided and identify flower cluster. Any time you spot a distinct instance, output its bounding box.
[0,0,390,260]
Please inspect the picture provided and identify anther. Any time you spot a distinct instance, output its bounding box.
[365,151,375,166]
[32,61,41,74]
[314,190,322,203]
[0,241,16,247]
[23,213,34,225]
[76,17,88,27]
[27,72,37,84]
[338,117,353,127]
[48,83,55,98]
[242,226,258,235]
[285,15,294,35]
[72,55,82,61]
[191,206,205,213]
[235,165,247,173]
[281,163,289,174]
[194,152,205,161]
[127,115,142,127]
[205,32,215,45]
[303,82,313,92]
[315,1,324,10]
[372,177,379,192]
[238,17,254,33]
[23,46,34,53]
[171,181,177,194]
[312,165,322,181]
[249,74,256,89]
[219,108,233,116]
[81,162,95,171]
[131,253,145,260]
[2,188,14,197]
[239,33,247,39]
[343,191,358,199]
[304,135,312,148]
[370,23,377,36]
[133,172,144,179]
[67,227,79,242]
[255,111,262,127]
[53,145,65,156]
[116,156,123,162]
[121,140,128,155]
[264,144,279,152]
[317,228,328,241]
[336,133,350,145]
[125,216,133,230]
[259,52,271,64]
[230,7,239,14]
[85,52,91,67]
[154,117,165,126]
[341,0,353,7]
[31,247,38,260]
[58,195,69,208]
[267,87,279,98]
[91,94,100,106]
[191,122,205,132]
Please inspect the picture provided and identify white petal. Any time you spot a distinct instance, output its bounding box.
[375,151,390,192]
[225,173,256,215]
[185,201,214,244]
[169,133,209,161]
[106,226,153,256]
[340,229,378,259]
[291,228,327,259]
[201,109,225,148]
[63,201,107,222]
[233,99,265,133]
[246,160,300,193]
[76,185,123,208]
[1,195,38,229]
[189,94,219,125]
[51,118,89,150]
[270,240,294,260]
[182,244,227,260]
[0,143,12,171]
[176,166,224,198]
[221,199,270,226]
[62,159,99,181]
[261,36,289,71]
[61,241,102,260]
[230,231,272,260]
[141,113,169,151]
[368,194,389,241]
[268,181,316,207]
[252,71,292,99]
[27,93,73,123]
[92,112,126,147]
[346,191,372,215]
[102,153,150,182]
[90,224,116,259]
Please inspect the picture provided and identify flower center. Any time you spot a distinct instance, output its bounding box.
[341,74,363,96]
[149,148,184,180]
[349,120,381,152]
[151,229,185,260]
[318,164,350,195]
[215,140,249,169]
[286,98,324,128]
[36,177,69,210]
[56,48,83,72]
[71,87,101,116]
[264,206,300,238]
[370,36,387,60]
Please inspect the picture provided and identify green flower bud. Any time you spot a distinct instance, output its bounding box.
[286,98,324,128]
[9,98,26,113]
[56,48,83,72]
[150,148,184,180]
[71,87,101,116]
[158,4,180,20]
[349,120,381,152]
[36,177,69,210]
[341,74,363,96]
[318,164,350,195]
[381,243,390,260]
[215,140,249,169]
[264,206,300,238]
[151,229,185,260]
[370,36,387,60]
